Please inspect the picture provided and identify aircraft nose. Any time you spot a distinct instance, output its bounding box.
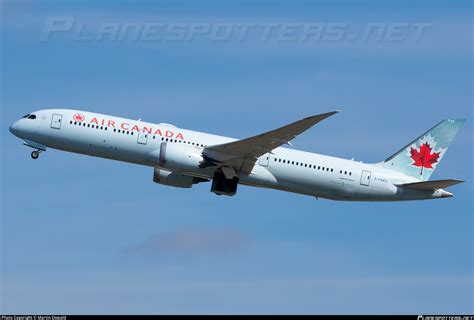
[9,121,19,136]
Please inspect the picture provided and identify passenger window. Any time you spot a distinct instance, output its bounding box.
[88,124,90,128]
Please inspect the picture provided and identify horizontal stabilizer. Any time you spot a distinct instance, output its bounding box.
[396,179,464,191]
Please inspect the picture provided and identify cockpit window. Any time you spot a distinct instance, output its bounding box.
[27,114,37,119]
[22,114,30,118]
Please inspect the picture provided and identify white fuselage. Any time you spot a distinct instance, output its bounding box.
[9,109,451,201]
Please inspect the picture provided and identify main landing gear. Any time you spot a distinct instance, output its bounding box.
[31,150,41,159]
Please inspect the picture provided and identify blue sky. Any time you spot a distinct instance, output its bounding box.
[1,0,472,314]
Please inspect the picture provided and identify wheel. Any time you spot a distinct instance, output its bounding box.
[31,151,39,159]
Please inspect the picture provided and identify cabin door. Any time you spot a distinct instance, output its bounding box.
[259,153,270,166]
[360,170,371,186]
[51,113,63,129]
[137,130,148,145]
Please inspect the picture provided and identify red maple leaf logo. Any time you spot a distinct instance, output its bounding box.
[410,142,441,176]
[73,114,85,122]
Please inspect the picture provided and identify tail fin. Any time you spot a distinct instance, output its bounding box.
[383,119,465,181]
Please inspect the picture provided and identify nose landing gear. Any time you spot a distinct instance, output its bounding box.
[22,140,47,160]
[31,150,41,159]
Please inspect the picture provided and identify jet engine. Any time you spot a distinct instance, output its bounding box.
[153,168,208,188]
[158,142,204,174]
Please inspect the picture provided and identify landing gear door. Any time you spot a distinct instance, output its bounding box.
[137,130,148,145]
[259,153,270,166]
[360,170,371,186]
[51,113,63,129]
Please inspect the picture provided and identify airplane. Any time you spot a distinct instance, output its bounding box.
[9,109,465,201]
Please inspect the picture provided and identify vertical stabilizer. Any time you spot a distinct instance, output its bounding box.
[383,119,465,181]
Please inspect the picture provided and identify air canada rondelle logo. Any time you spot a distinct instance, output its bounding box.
[73,113,85,122]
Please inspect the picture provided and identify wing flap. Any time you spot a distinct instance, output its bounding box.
[396,179,464,191]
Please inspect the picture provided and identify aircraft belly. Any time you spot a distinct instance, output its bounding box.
[266,165,339,198]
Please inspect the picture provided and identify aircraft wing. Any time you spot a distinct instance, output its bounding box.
[202,110,339,174]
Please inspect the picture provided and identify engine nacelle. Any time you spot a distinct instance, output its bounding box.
[158,142,204,174]
[153,168,206,188]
